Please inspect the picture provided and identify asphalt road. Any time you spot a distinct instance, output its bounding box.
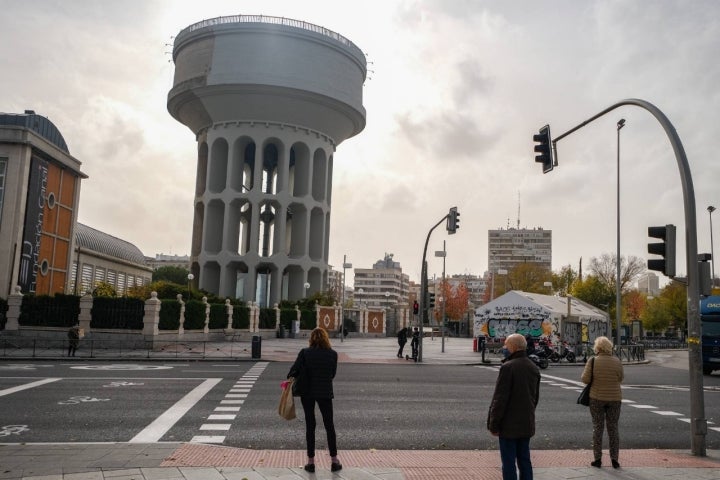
[1,352,719,450]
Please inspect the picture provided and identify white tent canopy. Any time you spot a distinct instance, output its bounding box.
[474,291,609,345]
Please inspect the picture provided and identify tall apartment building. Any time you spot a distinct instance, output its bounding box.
[354,253,409,309]
[637,272,660,297]
[488,227,552,272]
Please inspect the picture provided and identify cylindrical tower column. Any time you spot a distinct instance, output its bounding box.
[168,15,366,306]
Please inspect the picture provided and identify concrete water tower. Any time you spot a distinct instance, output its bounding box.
[167,15,366,306]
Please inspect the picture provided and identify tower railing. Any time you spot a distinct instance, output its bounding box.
[176,15,362,54]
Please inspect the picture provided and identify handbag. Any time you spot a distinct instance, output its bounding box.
[577,357,594,406]
[278,378,296,420]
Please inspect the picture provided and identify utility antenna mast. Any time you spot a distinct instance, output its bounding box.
[517,192,521,229]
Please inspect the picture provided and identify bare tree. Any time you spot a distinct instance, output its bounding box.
[588,253,645,294]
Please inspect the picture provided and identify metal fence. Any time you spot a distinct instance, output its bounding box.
[0,337,253,360]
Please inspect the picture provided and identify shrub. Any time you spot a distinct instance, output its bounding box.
[92,281,116,298]
[258,308,276,329]
[232,305,250,329]
[209,303,227,329]
[184,300,206,330]
[19,294,80,327]
[91,297,144,329]
[280,308,297,330]
[0,297,7,330]
[300,309,316,330]
[159,299,181,330]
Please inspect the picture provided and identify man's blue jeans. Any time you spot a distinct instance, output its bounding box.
[498,437,532,480]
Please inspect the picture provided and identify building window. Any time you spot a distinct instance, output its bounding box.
[94,267,105,286]
[81,264,93,295]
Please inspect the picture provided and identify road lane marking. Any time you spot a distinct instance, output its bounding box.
[208,414,236,420]
[200,424,231,430]
[191,435,225,443]
[220,399,245,404]
[129,378,221,443]
[0,378,61,397]
[215,406,241,412]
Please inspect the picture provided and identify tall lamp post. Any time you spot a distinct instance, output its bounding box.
[616,118,626,349]
[340,256,352,342]
[709,206,716,288]
[435,242,447,353]
[187,273,194,301]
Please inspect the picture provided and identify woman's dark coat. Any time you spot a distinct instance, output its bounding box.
[487,350,541,439]
[288,346,337,399]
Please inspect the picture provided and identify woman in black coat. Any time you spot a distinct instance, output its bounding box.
[288,327,341,473]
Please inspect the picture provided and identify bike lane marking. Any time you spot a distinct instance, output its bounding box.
[0,378,61,397]
[129,378,222,443]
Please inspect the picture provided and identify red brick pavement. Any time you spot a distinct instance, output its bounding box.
[162,443,720,473]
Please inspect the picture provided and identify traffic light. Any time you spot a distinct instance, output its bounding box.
[413,300,419,315]
[533,125,553,173]
[428,292,436,309]
[648,224,676,277]
[446,206,460,234]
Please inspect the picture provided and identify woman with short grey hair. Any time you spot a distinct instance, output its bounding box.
[581,336,624,469]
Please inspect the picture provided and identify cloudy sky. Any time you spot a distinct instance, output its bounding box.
[2,0,719,285]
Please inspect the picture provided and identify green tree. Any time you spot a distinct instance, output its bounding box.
[92,281,116,298]
[507,263,553,294]
[571,275,615,318]
[152,266,191,285]
[551,264,578,297]
[640,280,687,335]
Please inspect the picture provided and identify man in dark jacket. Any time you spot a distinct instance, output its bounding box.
[487,333,541,480]
[396,327,408,358]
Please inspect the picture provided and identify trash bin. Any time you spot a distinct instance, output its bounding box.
[251,335,262,359]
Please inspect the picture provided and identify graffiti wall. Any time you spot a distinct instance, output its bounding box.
[474,302,554,339]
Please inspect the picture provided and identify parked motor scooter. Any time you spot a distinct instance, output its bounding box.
[528,352,549,369]
[557,341,576,363]
[536,339,560,363]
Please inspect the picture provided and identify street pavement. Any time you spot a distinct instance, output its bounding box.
[1,335,718,479]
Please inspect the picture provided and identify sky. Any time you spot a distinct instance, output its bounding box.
[2,0,719,286]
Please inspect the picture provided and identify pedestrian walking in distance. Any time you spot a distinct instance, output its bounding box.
[396,327,408,358]
[581,336,624,469]
[287,327,342,473]
[67,324,80,357]
[487,333,541,480]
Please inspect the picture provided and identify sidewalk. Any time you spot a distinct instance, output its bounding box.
[1,442,718,479]
[1,336,712,479]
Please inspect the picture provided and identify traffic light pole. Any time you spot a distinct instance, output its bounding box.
[419,213,450,363]
[548,98,705,456]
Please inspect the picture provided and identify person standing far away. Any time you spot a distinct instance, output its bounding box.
[581,335,624,469]
[67,324,80,357]
[287,327,342,473]
[409,327,419,361]
[487,333,541,480]
[396,327,408,358]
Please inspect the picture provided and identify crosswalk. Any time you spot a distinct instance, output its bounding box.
[191,362,268,444]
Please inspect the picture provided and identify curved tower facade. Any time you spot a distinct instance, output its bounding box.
[168,15,366,305]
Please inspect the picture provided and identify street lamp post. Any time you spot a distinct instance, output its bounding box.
[616,118,625,349]
[709,206,716,288]
[187,273,194,301]
[435,242,447,353]
[341,256,352,343]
